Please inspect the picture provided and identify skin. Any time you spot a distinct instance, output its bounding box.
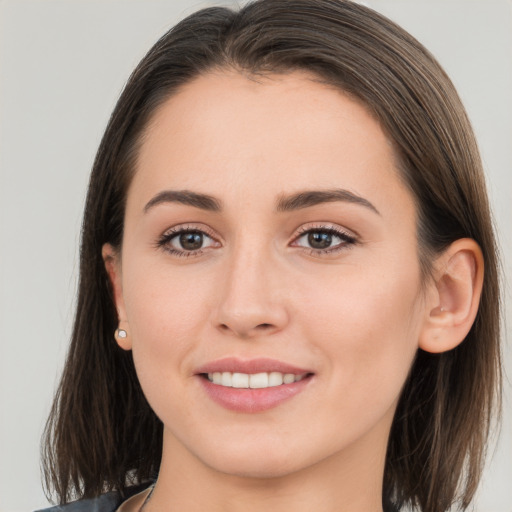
[103,71,484,512]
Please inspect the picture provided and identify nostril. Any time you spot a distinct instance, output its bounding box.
[255,323,276,331]
[217,322,275,338]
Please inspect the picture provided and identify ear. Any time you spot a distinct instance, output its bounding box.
[102,243,132,351]
[419,238,484,354]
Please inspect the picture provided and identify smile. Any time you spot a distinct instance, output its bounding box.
[196,358,314,413]
[205,371,307,388]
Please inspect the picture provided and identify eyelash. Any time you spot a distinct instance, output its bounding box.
[293,224,357,256]
[156,224,357,259]
[156,225,218,258]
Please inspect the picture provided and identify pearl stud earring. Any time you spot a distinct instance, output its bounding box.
[117,328,127,339]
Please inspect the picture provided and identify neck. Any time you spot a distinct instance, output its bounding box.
[147,427,388,512]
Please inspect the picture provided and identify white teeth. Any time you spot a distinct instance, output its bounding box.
[206,371,308,388]
[231,372,249,388]
[268,372,283,386]
[249,372,268,389]
[283,373,295,384]
[221,372,232,386]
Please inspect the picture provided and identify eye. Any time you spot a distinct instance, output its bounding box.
[292,225,357,256]
[157,225,219,257]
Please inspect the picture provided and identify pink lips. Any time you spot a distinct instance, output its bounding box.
[196,357,310,375]
[195,357,314,413]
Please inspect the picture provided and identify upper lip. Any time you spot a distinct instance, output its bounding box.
[195,357,312,375]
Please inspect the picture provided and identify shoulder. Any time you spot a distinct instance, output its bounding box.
[34,483,153,512]
[34,491,120,512]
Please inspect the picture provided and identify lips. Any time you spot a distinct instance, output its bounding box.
[195,358,314,413]
[196,357,311,375]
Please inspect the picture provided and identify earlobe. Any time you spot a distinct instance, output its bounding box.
[114,326,131,351]
[419,238,484,354]
[102,243,132,351]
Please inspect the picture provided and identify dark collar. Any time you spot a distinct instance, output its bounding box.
[34,482,153,512]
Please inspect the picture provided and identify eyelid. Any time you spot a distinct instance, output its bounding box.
[293,222,357,239]
[289,223,358,256]
[160,222,219,241]
[156,223,221,258]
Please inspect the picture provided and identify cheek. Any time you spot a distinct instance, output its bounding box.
[124,253,213,329]
[121,259,216,388]
[301,260,423,410]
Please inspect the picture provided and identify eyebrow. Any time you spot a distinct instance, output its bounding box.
[276,189,380,214]
[144,190,222,213]
[143,188,379,215]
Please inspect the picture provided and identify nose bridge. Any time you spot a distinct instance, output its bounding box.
[213,232,288,338]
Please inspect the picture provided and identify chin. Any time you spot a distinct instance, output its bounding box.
[188,436,308,479]
[207,456,303,480]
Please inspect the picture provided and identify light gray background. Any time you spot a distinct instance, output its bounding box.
[0,1,510,511]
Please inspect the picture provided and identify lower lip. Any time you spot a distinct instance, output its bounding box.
[198,375,313,413]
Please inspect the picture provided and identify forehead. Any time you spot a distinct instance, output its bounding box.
[131,70,413,219]
[141,70,388,162]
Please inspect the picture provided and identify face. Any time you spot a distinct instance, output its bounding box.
[107,71,431,479]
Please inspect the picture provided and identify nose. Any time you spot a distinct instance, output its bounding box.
[212,243,289,339]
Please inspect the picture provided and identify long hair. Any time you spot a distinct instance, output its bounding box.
[42,1,501,510]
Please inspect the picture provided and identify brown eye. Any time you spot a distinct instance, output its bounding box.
[307,232,333,249]
[292,226,357,255]
[178,232,204,251]
[157,226,218,257]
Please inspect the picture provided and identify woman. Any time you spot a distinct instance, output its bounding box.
[38,0,502,511]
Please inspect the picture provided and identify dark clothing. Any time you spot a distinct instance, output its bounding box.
[34,483,152,512]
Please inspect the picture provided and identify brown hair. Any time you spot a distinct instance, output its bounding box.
[42,1,501,511]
